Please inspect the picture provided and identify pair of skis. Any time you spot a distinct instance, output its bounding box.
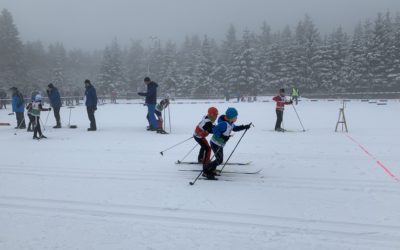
[176,161,262,175]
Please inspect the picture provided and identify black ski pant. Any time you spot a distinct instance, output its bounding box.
[86,107,96,130]
[275,110,283,130]
[53,107,61,126]
[204,142,223,174]
[33,116,43,137]
[27,114,35,131]
[194,136,211,164]
[16,112,26,129]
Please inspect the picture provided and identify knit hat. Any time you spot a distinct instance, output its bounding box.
[144,77,151,82]
[35,94,42,101]
[225,107,238,119]
[48,83,54,88]
[279,88,285,93]
[84,79,91,84]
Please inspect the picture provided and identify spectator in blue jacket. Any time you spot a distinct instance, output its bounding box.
[46,83,62,128]
[138,77,158,131]
[10,87,26,129]
[84,79,97,131]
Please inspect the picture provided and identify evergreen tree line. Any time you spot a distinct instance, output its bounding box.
[1,8,400,99]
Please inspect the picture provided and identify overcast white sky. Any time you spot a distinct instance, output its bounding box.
[2,0,400,50]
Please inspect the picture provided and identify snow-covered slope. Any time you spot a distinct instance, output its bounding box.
[1,99,399,250]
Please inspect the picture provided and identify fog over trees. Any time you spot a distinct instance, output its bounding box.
[1,8,400,98]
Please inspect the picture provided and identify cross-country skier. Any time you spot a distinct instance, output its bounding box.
[203,107,251,180]
[154,98,170,134]
[273,88,292,132]
[28,94,51,139]
[26,91,39,132]
[193,107,219,165]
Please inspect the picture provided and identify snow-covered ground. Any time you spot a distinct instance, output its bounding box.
[1,99,399,250]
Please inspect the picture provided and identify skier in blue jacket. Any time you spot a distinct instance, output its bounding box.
[10,87,26,129]
[203,107,251,180]
[84,79,98,131]
[138,77,158,131]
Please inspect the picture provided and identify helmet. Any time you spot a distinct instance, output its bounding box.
[225,107,238,119]
[207,107,218,118]
[35,94,42,101]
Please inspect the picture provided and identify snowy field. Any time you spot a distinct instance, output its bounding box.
[1,99,400,250]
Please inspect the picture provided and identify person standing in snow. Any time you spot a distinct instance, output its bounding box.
[10,87,26,129]
[28,94,51,139]
[203,107,251,180]
[138,77,158,131]
[0,89,7,109]
[193,107,218,166]
[46,83,62,128]
[291,87,299,105]
[154,98,169,134]
[84,79,98,131]
[273,88,292,132]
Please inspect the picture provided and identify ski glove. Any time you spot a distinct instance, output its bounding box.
[48,108,52,111]
[244,124,251,130]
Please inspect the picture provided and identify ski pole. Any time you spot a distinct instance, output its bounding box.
[168,104,171,133]
[14,115,27,135]
[160,136,193,156]
[44,109,50,127]
[291,104,306,132]
[39,117,46,131]
[177,143,198,163]
[163,108,166,131]
[219,123,252,173]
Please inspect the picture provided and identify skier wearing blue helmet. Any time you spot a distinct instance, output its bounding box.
[203,107,251,180]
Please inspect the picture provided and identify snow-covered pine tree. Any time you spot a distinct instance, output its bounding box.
[233,29,261,96]
[97,39,126,96]
[192,35,218,98]
[48,43,67,91]
[125,40,147,94]
[0,9,25,90]
[292,15,322,91]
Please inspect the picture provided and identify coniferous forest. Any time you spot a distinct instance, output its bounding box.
[1,8,400,99]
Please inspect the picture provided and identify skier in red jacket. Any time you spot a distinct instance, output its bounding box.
[193,107,219,165]
[272,88,292,132]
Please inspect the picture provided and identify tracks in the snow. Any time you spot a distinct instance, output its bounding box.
[0,164,399,195]
[0,195,399,249]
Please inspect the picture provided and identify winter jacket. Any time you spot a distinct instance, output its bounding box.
[291,88,299,97]
[138,81,158,104]
[273,95,292,111]
[28,101,50,117]
[194,115,215,138]
[211,115,247,147]
[85,84,98,108]
[12,92,25,113]
[47,87,62,108]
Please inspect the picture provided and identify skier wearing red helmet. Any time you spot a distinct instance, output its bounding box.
[193,107,219,165]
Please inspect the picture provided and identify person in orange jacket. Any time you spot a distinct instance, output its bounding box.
[272,88,292,132]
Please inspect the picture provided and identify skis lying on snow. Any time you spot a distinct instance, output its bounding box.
[179,168,262,175]
[176,160,252,166]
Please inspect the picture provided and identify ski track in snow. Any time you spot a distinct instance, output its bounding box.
[1,164,400,195]
[0,195,400,249]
